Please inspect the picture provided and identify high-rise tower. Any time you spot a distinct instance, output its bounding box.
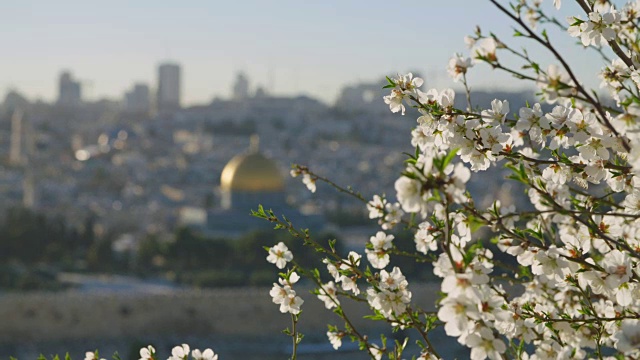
[57,71,82,106]
[157,63,181,112]
[9,110,24,165]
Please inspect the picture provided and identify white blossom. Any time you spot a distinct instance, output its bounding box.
[85,352,106,360]
[568,8,621,47]
[367,195,386,219]
[415,221,438,254]
[601,249,632,289]
[266,242,293,269]
[437,294,477,337]
[368,344,384,360]
[448,53,473,81]
[395,176,423,213]
[465,327,506,360]
[139,346,155,360]
[366,231,394,269]
[327,331,343,350]
[381,202,404,230]
[481,99,510,125]
[191,349,218,360]
[317,281,340,309]
[169,344,190,360]
[613,319,640,353]
[473,37,498,63]
[383,73,424,115]
[302,173,316,193]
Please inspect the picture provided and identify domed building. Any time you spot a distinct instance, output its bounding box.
[188,136,325,238]
[219,149,286,210]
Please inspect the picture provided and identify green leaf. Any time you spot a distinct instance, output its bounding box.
[251,204,268,218]
[467,214,485,233]
[386,76,396,87]
[530,62,540,73]
[328,238,337,252]
[441,148,460,170]
[568,17,584,26]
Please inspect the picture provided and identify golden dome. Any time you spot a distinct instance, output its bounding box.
[220,152,285,192]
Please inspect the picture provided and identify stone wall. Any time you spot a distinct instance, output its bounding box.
[0,283,440,342]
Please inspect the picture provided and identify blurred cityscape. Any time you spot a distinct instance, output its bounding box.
[4,65,535,226]
[0,62,537,286]
[2,62,409,240]
[0,62,532,358]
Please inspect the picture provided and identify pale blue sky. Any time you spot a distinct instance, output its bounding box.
[0,0,608,105]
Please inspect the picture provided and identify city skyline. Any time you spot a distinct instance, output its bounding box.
[0,1,606,105]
